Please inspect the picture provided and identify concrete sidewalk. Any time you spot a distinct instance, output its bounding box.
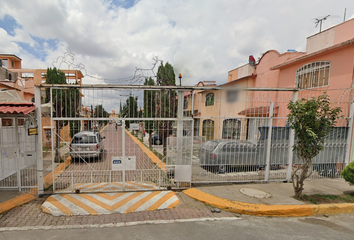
[184,178,354,217]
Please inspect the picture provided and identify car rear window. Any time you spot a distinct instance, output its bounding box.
[202,141,219,151]
[72,135,97,144]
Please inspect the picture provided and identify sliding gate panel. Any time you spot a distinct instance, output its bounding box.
[49,86,192,193]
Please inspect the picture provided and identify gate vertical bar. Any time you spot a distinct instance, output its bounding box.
[50,87,55,192]
[345,102,354,165]
[177,90,184,163]
[35,86,44,195]
[191,91,195,187]
[14,116,21,190]
[264,102,274,181]
[286,91,298,182]
[122,119,125,190]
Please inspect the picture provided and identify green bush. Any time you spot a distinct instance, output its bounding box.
[342,161,354,185]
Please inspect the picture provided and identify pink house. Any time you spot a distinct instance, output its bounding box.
[197,18,354,143]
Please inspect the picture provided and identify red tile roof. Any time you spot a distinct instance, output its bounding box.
[238,105,279,117]
[0,102,36,115]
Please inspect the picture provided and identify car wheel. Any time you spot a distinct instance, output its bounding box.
[155,139,161,145]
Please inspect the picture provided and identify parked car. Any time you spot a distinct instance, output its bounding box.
[151,135,163,145]
[70,131,105,160]
[199,140,258,173]
[117,121,122,126]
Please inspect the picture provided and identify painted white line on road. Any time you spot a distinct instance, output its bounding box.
[41,201,63,217]
[158,195,179,210]
[69,194,111,214]
[88,192,135,206]
[114,192,152,213]
[51,195,89,215]
[135,191,170,212]
[0,217,241,232]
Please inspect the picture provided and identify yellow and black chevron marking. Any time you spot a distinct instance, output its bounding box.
[41,191,179,216]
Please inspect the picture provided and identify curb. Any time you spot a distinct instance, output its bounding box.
[183,188,354,217]
[0,193,35,215]
[125,129,166,171]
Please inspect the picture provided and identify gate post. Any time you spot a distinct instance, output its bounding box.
[264,102,274,181]
[345,102,354,165]
[286,91,298,182]
[177,91,184,163]
[14,116,21,190]
[122,119,125,190]
[35,86,44,195]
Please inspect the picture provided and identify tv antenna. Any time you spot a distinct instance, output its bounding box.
[314,15,339,33]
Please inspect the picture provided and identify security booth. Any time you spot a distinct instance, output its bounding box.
[0,90,42,194]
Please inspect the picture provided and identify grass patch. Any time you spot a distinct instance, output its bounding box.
[138,137,165,162]
[151,148,164,162]
[300,193,354,204]
[44,184,53,192]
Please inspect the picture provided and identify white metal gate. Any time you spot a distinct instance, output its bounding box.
[42,84,352,192]
[46,85,193,193]
[0,118,37,192]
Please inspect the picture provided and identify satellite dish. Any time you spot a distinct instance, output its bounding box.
[249,55,256,67]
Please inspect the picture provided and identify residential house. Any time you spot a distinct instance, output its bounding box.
[196,17,354,142]
[0,54,85,143]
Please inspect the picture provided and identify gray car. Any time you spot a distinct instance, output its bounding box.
[70,131,105,160]
[199,140,258,173]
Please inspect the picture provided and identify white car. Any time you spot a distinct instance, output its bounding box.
[70,131,105,160]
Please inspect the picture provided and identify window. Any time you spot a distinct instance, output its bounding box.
[11,61,14,68]
[222,119,241,139]
[2,118,13,126]
[205,93,214,106]
[18,119,25,126]
[226,90,239,103]
[184,98,188,110]
[71,135,97,144]
[2,59,8,68]
[296,61,330,89]
[202,119,214,141]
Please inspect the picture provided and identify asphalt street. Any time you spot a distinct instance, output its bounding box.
[1,214,353,240]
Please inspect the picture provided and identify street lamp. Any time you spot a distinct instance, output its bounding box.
[179,73,182,86]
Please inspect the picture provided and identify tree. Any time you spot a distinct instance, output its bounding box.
[287,94,341,198]
[45,67,80,162]
[342,161,354,185]
[93,104,109,128]
[121,95,138,128]
[144,77,156,147]
[156,62,177,157]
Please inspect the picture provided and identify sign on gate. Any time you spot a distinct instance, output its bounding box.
[112,156,136,170]
[28,127,38,135]
[130,123,139,130]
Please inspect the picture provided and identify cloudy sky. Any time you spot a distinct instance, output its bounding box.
[0,0,353,88]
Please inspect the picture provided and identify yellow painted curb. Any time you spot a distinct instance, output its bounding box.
[125,129,166,171]
[99,124,109,133]
[0,193,35,214]
[183,188,354,217]
[44,156,72,189]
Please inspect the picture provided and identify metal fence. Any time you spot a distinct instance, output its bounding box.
[39,84,353,193]
[0,119,37,192]
[187,88,352,183]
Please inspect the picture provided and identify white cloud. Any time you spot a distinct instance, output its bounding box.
[0,0,353,89]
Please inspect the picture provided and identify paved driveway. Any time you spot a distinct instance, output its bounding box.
[54,125,162,192]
